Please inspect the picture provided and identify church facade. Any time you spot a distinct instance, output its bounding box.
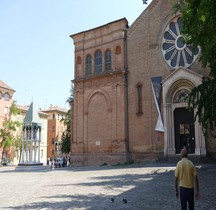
[70,0,216,166]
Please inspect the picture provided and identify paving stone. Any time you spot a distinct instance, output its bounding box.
[0,162,215,210]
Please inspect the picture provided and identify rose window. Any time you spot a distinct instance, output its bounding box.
[161,16,199,69]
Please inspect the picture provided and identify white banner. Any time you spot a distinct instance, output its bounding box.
[151,77,165,132]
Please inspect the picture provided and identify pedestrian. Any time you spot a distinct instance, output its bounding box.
[63,157,66,167]
[175,148,200,210]
[47,158,50,165]
[67,156,70,166]
[52,158,55,170]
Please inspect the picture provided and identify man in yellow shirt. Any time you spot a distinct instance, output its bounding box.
[175,149,200,210]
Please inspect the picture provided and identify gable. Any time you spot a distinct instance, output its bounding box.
[162,67,203,90]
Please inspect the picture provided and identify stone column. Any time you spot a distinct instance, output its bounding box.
[164,103,175,155]
[195,120,206,156]
[38,128,41,162]
[26,142,29,163]
[30,127,33,163]
[34,141,37,162]
[21,127,25,163]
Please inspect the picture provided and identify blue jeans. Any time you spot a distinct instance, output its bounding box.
[180,187,194,210]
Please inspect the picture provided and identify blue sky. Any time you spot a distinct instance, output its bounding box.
[0,0,151,110]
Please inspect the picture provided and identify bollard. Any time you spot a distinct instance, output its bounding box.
[52,160,54,170]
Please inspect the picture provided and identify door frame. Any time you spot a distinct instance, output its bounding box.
[162,67,206,156]
[174,107,195,154]
[164,98,206,156]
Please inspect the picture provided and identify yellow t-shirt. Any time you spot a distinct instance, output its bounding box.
[175,157,197,188]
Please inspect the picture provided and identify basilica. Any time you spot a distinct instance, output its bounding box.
[70,0,215,166]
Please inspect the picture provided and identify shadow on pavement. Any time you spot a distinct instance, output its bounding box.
[1,163,216,210]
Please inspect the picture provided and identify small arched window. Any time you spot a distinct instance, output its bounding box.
[4,93,10,101]
[115,46,121,55]
[85,54,92,75]
[94,50,102,74]
[77,56,81,64]
[105,50,112,71]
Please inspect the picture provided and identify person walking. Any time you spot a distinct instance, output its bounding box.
[175,148,200,210]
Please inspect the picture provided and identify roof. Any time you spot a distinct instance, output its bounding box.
[70,18,128,38]
[128,0,159,36]
[16,104,29,112]
[17,104,50,117]
[0,80,15,92]
[23,102,41,125]
[42,106,68,114]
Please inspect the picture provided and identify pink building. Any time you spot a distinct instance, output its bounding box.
[0,80,15,163]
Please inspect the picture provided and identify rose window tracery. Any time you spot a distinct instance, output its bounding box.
[161,16,199,69]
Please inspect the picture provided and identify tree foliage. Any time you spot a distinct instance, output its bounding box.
[61,84,74,154]
[61,131,70,154]
[176,0,216,134]
[0,101,21,162]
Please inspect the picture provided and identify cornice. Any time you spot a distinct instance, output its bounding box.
[73,69,127,83]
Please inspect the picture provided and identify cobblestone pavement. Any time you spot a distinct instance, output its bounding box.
[0,162,216,210]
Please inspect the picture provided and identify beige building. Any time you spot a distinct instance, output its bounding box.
[0,80,49,165]
[42,106,67,159]
[70,0,215,166]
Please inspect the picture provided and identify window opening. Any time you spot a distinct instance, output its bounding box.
[4,93,10,101]
[136,84,143,115]
[94,50,102,74]
[85,54,92,75]
[115,46,121,54]
[105,50,111,71]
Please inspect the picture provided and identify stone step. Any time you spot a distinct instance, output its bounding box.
[156,155,206,164]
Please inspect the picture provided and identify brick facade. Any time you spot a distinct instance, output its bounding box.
[71,19,129,166]
[70,0,216,166]
[0,80,15,163]
[42,106,67,159]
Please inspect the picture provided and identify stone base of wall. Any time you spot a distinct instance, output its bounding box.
[131,152,164,163]
[15,164,45,171]
[70,152,165,166]
[205,152,216,163]
[70,153,128,166]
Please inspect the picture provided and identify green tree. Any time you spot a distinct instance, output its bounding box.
[61,84,74,154]
[176,0,216,134]
[0,101,21,164]
[61,131,70,154]
[13,134,22,163]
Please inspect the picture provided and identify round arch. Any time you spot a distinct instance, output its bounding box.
[162,68,206,156]
[85,88,112,115]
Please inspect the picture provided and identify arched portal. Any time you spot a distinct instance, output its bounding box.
[162,67,206,156]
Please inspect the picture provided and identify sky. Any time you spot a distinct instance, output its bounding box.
[0,0,151,110]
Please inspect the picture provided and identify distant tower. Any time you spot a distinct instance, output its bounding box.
[19,102,43,166]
